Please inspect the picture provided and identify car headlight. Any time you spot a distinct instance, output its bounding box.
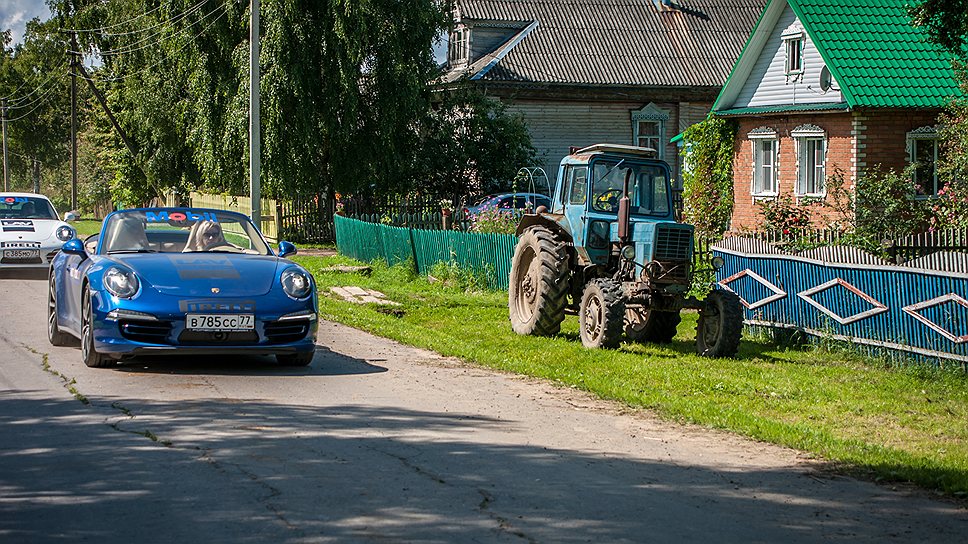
[56,225,75,242]
[281,268,312,299]
[103,266,140,298]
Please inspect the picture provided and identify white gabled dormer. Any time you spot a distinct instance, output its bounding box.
[714,0,842,113]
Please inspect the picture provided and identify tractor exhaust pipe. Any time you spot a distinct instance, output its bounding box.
[617,170,632,243]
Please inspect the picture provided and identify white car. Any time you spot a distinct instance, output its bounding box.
[0,193,77,270]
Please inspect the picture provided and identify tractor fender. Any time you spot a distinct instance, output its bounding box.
[515,213,573,243]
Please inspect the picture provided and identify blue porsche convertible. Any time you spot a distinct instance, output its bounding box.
[47,207,318,368]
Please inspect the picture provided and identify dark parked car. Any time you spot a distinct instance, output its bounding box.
[463,193,552,216]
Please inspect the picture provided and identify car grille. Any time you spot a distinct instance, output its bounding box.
[654,224,692,262]
[264,319,311,344]
[119,320,173,344]
[177,330,260,345]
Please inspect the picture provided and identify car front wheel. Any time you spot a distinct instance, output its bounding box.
[81,289,113,368]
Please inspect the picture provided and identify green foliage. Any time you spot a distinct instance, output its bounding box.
[414,85,537,202]
[681,117,736,238]
[855,166,932,239]
[757,194,814,234]
[908,0,968,59]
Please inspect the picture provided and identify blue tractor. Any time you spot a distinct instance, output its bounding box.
[508,144,742,357]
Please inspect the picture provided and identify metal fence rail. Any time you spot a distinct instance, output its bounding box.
[714,236,968,366]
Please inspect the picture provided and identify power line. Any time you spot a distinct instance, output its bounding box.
[95,0,212,39]
[2,70,65,108]
[71,4,230,84]
[4,73,66,109]
[65,0,184,35]
[2,84,61,122]
[71,0,220,58]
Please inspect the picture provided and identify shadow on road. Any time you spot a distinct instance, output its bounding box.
[0,393,964,542]
[112,345,387,376]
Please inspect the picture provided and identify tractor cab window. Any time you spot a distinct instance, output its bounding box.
[590,161,670,216]
[567,166,588,205]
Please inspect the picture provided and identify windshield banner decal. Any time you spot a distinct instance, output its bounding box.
[145,210,220,223]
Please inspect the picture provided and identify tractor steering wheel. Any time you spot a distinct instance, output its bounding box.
[593,189,623,212]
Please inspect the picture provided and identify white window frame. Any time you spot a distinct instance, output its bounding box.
[631,103,670,159]
[782,27,805,82]
[792,124,826,198]
[906,126,940,198]
[748,127,778,197]
[448,26,469,65]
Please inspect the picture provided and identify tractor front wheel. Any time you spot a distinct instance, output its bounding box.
[696,290,743,358]
[579,279,625,349]
[509,226,569,336]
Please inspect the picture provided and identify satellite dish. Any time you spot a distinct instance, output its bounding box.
[819,65,833,92]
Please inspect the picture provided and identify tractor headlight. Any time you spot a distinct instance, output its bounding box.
[711,256,726,270]
[56,225,75,242]
[103,266,140,299]
[281,268,313,299]
[621,245,636,261]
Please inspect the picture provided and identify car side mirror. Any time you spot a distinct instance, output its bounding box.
[63,211,79,222]
[278,241,297,258]
[62,238,86,257]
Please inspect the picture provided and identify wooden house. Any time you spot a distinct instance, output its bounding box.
[439,0,767,188]
[711,0,961,230]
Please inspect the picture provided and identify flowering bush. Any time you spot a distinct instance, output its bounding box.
[469,204,518,234]
[758,195,814,234]
[930,180,968,229]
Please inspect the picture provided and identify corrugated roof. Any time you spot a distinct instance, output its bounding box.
[790,0,960,108]
[444,0,768,87]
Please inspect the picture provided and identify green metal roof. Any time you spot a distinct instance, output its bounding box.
[716,102,850,116]
[790,0,960,108]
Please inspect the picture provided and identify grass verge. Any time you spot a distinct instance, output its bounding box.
[294,254,968,498]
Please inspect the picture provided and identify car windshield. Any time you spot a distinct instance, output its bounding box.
[99,209,272,255]
[0,196,57,219]
[589,161,670,216]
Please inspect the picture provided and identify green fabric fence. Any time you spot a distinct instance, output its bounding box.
[334,215,518,290]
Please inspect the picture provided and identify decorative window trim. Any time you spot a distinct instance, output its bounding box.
[747,126,778,139]
[631,103,670,159]
[448,25,470,66]
[793,126,827,198]
[750,134,779,198]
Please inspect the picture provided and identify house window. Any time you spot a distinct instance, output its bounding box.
[636,121,660,151]
[631,103,669,159]
[749,128,778,196]
[907,126,940,197]
[792,124,826,197]
[785,37,803,74]
[448,26,469,65]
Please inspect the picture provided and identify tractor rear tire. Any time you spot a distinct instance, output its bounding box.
[696,290,743,358]
[624,309,681,344]
[509,226,569,336]
[579,279,625,349]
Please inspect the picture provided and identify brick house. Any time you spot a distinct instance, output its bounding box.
[710,0,961,231]
[439,0,767,189]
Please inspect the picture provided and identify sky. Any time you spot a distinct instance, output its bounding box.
[1,0,50,46]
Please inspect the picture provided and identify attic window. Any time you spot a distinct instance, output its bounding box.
[448,26,469,65]
[783,30,804,76]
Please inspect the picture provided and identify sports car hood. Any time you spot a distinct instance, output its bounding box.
[0,218,63,241]
[111,253,282,297]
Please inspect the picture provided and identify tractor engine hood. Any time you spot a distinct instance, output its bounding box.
[610,221,694,264]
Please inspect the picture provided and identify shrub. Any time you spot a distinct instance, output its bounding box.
[469,205,518,234]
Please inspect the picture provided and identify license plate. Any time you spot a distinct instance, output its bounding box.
[186,314,255,331]
[2,249,39,260]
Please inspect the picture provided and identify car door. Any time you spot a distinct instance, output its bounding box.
[62,247,94,334]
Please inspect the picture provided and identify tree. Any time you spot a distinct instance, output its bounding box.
[909,0,968,57]
[680,116,736,238]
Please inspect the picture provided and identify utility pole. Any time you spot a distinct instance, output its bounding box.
[1,98,8,191]
[70,34,79,211]
[249,0,262,229]
[33,160,41,193]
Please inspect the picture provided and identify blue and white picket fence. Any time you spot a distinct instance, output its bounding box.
[713,237,968,365]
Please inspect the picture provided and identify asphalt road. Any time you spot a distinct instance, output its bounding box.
[1,272,965,543]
